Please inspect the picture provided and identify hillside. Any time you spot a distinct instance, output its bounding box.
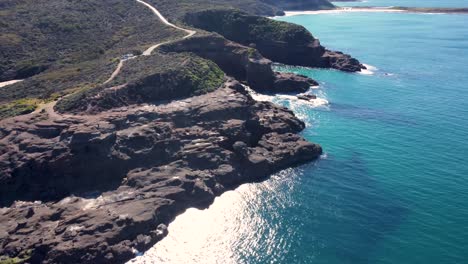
[146,0,335,20]
[0,0,342,120]
[184,9,365,71]
[0,0,184,119]
[0,0,183,81]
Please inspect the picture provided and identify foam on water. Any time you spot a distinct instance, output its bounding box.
[359,64,378,75]
[244,85,329,109]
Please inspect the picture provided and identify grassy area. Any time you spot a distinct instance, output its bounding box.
[147,0,280,21]
[0,249,31,264]
[184,9,316,45]
[0,0,185,119]
[183,56,226,95]
[0,0,183,81]
[0,59,119,119]
[147,0,334,21]
[0,98,40,119]
[55,52,225,113]
[0,0,334,119]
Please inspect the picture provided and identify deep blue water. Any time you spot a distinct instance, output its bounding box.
[132,5,468,264]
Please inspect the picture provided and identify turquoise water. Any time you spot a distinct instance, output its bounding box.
[133,7,468,264]
[332,0,468,7]
[273,11,468,263]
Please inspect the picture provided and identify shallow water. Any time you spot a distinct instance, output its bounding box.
[332,0,468,8]
[132,6,468,264]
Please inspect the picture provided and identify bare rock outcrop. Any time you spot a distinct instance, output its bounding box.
[161,34,318,93]
[183,9,366,72]
[0,80,321,263]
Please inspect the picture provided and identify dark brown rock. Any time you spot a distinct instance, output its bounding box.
[0,80,322,263]
[183,9,366,72]
[297,94,317,101]
[161,34,318,93]
[274,72,318,93]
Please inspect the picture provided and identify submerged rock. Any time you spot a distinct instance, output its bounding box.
[297,94,318,101]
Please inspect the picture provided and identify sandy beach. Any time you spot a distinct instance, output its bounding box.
[282,6,468,16]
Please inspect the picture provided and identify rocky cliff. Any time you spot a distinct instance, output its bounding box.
[160,34,317,93]
[0,80,321,263]
[146,0,335,19]
[183,9,365,72]
[54,53,225,114]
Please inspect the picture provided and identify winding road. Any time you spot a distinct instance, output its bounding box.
[22,0,197,118]
[0,80,22,88]
[104,0,196,84]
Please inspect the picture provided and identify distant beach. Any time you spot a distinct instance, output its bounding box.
[283,6,468,16]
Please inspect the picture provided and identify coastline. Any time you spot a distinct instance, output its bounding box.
[0,1,363,263]
[0,80,323,263]
[282,6,468,16]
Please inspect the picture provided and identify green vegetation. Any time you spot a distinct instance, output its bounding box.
[184,9,315,45]
[0,59,117,119]
[0,0,184,119]
[146,0,334,21]
[183,56,225,95]
[0,250,32,264]
[0,0,182,81]
[146,0,280,21]
[0,0,335,119]
[0,98,39,119]
[55,52,225,113]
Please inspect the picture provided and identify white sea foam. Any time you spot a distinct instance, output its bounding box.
[359,63,378,75]
[244,86,329,109]
[244,85,329,127]
[320,153,328,160]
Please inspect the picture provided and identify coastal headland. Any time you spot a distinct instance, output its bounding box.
[0,0,387,262]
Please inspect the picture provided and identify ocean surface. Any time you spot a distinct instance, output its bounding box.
[132,2,468,264]
[332,0,468,8]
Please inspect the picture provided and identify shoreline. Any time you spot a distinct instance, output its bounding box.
[130,85,329,263]
[282,6,468,16]
[0,80,323,264]
[0,2,364,263]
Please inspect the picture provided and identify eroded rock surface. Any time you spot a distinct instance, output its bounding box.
[0,80,321,263]
[273,72,319,93]
[183,9,366,72]
[161,34,318,93]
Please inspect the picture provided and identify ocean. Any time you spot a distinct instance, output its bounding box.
[132,2,468,263]
[332,0,468,8]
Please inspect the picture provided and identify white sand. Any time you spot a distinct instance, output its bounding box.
[282,7,406,17]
